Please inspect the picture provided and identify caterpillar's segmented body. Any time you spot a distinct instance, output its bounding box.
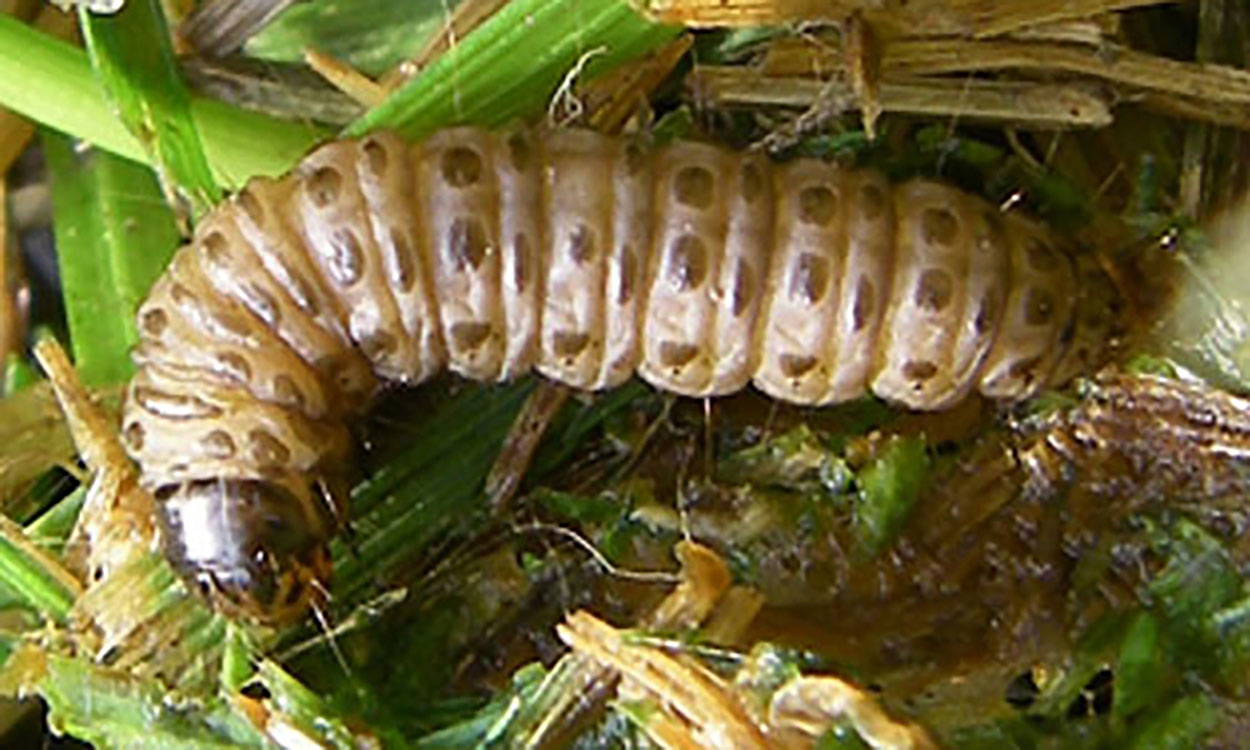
[120,127,1117,621]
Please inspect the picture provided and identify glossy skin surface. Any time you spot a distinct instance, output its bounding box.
[156,479,332,623]
[120,127,1116,622]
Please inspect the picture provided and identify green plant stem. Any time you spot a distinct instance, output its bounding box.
[0,14,326,187]
[42,130,179,385]
[347,0,680,138]
[79,0,222,213]
[0,516,76,622]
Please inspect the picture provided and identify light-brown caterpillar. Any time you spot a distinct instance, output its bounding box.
[119,127,1117,622]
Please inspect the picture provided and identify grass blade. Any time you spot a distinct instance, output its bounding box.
[43,130,179,385]
[332,382,536,602]
[0,515,78,622]
[79,0,222,214]
[854,434,929,557]
[347,0,680,138]
[0,14,327,187]
[0,13,144,163]
[245,0,452,76]
[0,645,269,750]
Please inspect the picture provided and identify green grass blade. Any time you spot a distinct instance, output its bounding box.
[23,485,85,556]
[2,354,40,396]
[0,14,145,163]
[1114,612,1165,722]
[1,2,675,182]
[255,659,387,749]
[0,15,327,187]
[43,130,180,385]
[1126,694,1219,750]
[346,0,680,138]
[332,382,536,602]
[246,0,452,77]
[413,664,549,749]
[190,96,329,186]
[79,0,222,214]
[0,516,77,622]
[3,649,268,750]
[854,435,929,558]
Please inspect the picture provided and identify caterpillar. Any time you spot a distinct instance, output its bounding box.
[119,126,1118,623]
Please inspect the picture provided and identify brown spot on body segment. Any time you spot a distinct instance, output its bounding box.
[123,422,144,451]
[306,166,342,208]
[567,225,596,265]
[904,360,939,382]
[666,235,708,292]
[1009,357,1042,382]
[389,229,416,290]
[659,341,699,368]
[922,207,958,245]
[674,165,715,208]
[448,217,489,271]
[780,354,817,378]
[216,352,252,381]
[512,233,531,291]
[740,162,764,203]
[1024,288,1056,325]
[362,138,388,176]
[441,146,483,187]
[201,231,229,263]
[915,268,954,313]
[237,188,265,225]
[272,374,305,409]
[852,276,875,331]
[141,309,168,337]
[360,331,397,359]
[248,428,291,466]
[859,184,885,219]
[798,185,837,225]
[730,260,754,317]
[553,331,590,360]
[974,290,999,335]
[789,253,830,304]
[170,283,196,307]
[133,387,223,420]
[209,309,253,339]
[506,133,530,170]
[617,247,636,304]
[450,321,492,352]
[202,430,237,459]
[313,353,348,385]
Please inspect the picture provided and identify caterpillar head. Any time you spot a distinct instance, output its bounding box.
[155,479,333,624]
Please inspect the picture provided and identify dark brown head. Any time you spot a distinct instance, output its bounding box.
[155,479,333,624]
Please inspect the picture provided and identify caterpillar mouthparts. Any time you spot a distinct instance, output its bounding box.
[120,126,1118,622]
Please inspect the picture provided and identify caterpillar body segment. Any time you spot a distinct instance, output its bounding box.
[120,126,1115,622]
